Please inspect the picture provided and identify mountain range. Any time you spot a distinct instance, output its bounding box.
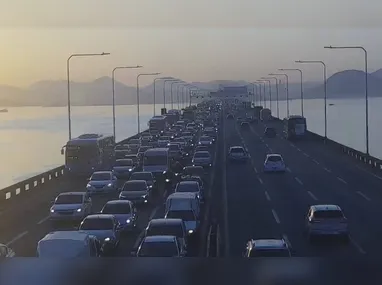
[1,69,382,107]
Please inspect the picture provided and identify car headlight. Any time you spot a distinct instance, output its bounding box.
[198,142,201,145]
[163,171,167,174]
[104,237,111,242]
[50,209,54,213]
[107,183,113,187]
[149,185,153,188]
[76,208,82,212]
[126,219,131,224]
[209,163,212,167]
[86,183,92,188]
[188,230,194,234]
[165,179,170,182]
[129,168,133,172]
[209,142,212,145]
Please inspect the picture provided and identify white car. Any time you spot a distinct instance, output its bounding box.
[305,204,349,242]
[263,154,286,172]
[86,171,118,195]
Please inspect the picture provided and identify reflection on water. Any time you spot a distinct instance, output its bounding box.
[0,99,381,189]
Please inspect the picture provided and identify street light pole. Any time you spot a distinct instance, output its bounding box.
[67,52,110,140]
[279,68,304,117]
[170,81,182,109]
[256,81,266,107]
[260,79,272,112]
[112,65,142,141]
[324,45,369,155]
[269,73,289,117]
[137,72,161,133]
[295,60,327,139]
[162,79,178,109]
[153,77,172,116]
[262,77,279,118]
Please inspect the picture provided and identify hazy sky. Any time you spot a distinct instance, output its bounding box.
[1,0,382,87]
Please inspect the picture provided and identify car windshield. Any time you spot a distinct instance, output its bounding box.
[160,136,171,141]
[231,148,244,154]
[80,218,114,230]
[168,145,180,151]
[267,156,282,162]
[166,210,195,221]
[144,155,167,166]
[146,225,184,238]
[122,182,147,191]
[130,173,152,181]
[314,210,344,219]
[184,167,203,176]
[138,241,178,257]
[91,173,111,181]
[55,194,83,204]
[115,160,133,167]
[250,249,290,257]
[200,137,210,142]
[102,203,131,215]
[194,152,210,158]
[176,183,199,193]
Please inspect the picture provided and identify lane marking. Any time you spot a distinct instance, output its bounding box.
[312,159,320,165]
[286,167,292,173]
[290,143,295,148]
[222,113,230,256]
[349,236,366,254]
[265,144,269,148]
[324,167,332,173]
[296,148,302,152]
[37,216,50,225]
[271,209,280,224]
[6,231,29,246]
[337,177,347,184]
[258,177,264,184]
[265,191,271,201]
[162,189,168,199]
[206,226,212,257]
[282,234,292,249]
[132,230,145,250]
[307,191,318,201]
[355,165,382,181]
[356,191,371,201]
[253,167,258,173]
[268,148,273,153]
[303,152,310,158]
[294,177,303,185]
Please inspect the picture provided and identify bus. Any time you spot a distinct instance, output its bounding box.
[283,115,307,140]
[148,116,168,134]
[260,108,272,121]
[62,134,115,176]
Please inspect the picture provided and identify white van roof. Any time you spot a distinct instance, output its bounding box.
[145,148,169,156]
[167,192,198,199]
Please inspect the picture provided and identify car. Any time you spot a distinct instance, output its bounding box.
[263,154,286,172]
[237,117,244,123]
[79,214,121,254]
[50,192,92,223]
[135,235,186,257]
[244,239,291,257]
[145,218,188,251]
[195,145,209,153]
[100,200,137,231]
[226,114,234,119]
[192,151,212,168]
[305,205,349,242]
[86,171,118,195]
[264,127,276,138]
[119,180,151,205]
[115,149,131,160]
[112,159,136,179]
[228,146,248,162]
[182,166,205,181]
[129,172,156,190]
[173,137,188,149]
[157,137,171,147]
[165,209,199,237]
[175,181,202,201]
[240,121,250,129]
[198,136,213,147]
[0,243,15,257]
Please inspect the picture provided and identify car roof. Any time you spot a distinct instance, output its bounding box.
[178,181,199,186]
[58,192,86,196]
[143,235,177,243]
[92,171,112,175]
[184,166,203,169]
[41,231,90,242]
[230,146,244,150]
[125,180,147,185]
[194,151,210,155]
[311,204,341,211]
[131,171,152,176]
[104,200,132,206]
[251,239,288,249]
[266,153,282,158]
[149,218,183,226]
[84,214,115,220]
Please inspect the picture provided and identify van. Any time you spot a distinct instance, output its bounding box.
[165,192,200,218]
[37,231,101,257]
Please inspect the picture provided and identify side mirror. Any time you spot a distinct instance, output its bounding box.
[60,149,64,155]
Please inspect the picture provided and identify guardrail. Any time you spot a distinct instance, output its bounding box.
[0,130,149,206]
[271,117,382,173]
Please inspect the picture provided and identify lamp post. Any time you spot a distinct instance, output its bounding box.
[260,78,272,111]
[255,81,266,107]
[269,73,289,117]
[170,80,182,109]
[262,77,279,118]
[67,52,110,140]
[279,68,304,117]
[112,65,142,141]
[295,60,327,139]
[324,45,369,155]
[153,77,173,116]
[163,79,178,109]
[137,72,161,133]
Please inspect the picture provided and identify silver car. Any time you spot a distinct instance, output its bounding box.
[192,151,212,168]
[101,200,137,231]
[119,180,151,205]
[198,136,213,147]
[175,181,202,201]
[50,192,92,223]
[86,171,118,195]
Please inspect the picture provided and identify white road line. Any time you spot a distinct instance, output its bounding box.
[206,226,212,257]
[162,190,168,199]
[149,205,160,220]
[268,148,273,152]
[337,177,348,184]
[295,177,303,185]
[307,191,318,201]
[286,167,292,173]
[324,167,332,173]
[290,143,295,148]
[271,209,280,224]
[355,165,382,181]
[6,231,29,246]
[349,236,366,254]
[312,159,320,165]
[222,115,230,256]
[303,152,310,158]
[133,230,145,250]
[265,191,271,201]
[282,234,292,249]
[356,191,371,201]
[258,177,264,184]
[254,167,258,173]
[37,216,49,225]
[296,148,302,152]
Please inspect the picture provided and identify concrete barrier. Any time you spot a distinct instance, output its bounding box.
[0,130,149,205]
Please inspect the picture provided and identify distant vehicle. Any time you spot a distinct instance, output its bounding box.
[115,149,131,160]
[226,114,234,119]
[148,116,169,134]
[182,166,204,181]
[101,200,137,231]
[260,108,272,121]
[198,136,213,147]
[86,171,118,195]
[129,172,156,190]
[119,180,151,205]
[244,239,291,257]
[0,244,15,257]
[264,127,276,138]
[305,204,349,242]
[112,159,136,179]
[165,209,199,237]
[228,146,248,163]
[50,192,92,223]
[263,154,286,172]
[143,148,171,183]
[192,151,212,168]
[283,115,307,140]
[135,236,186,257]
[195,145,209,153]
[62,134,115,176]
[175,181,202,201]
[240,121,250,129]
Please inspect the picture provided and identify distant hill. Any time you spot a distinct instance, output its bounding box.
[1,69,382,107]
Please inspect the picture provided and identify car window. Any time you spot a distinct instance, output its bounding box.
[194,152,210,158]
[138,241,178,257]
[313,210,344,219]
[55,194,83,204]
[91,173,111,181]
[102,203,131,214]
[249,249,290,257]
[146,225,184,238]
[166,210,196,221]
[122,181,147,191]
[267,156,282,162]
[176,182,199,193]
[230,148,244,154]
[80,218,114,230]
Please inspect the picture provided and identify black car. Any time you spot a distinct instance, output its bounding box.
[226,114,234,119]
[240,122,250,129]
[264,127,276,138]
